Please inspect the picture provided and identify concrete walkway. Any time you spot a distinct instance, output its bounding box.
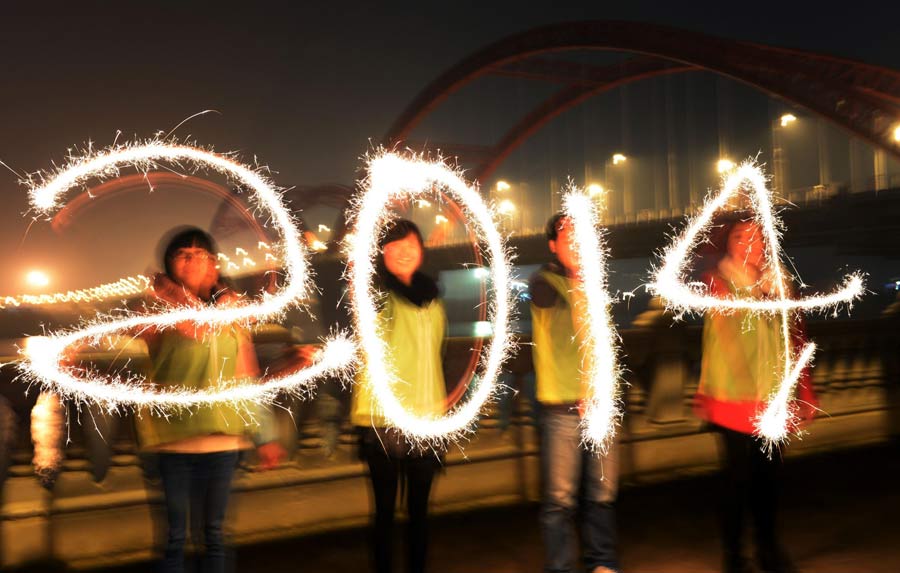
[14,441,899,573]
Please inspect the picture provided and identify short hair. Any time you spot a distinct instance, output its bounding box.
[545,212,570,241]
[160,226,218,279]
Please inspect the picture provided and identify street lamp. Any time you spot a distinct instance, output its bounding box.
[26,270,50,288]
[587,183,604,197]
[605,154,629,218]
[717,158,735,173]
[497,199,516,215]
[773,113,798,195]
[893,124,900,142]
[495,180,511,192]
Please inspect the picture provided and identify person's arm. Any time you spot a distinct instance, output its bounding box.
[529,273,559,309]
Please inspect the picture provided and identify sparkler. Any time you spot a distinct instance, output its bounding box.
[18,140,354,413]
[561,190,622,453]
[347,152,514,447]
[649,161,864,448]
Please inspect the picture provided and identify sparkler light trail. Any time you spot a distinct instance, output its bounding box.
[347,152,514,447]
[17,140,354,413]
[649,161,864,448]
[561,190,623,453]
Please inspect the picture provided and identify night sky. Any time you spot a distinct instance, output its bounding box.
[1,1,897,294]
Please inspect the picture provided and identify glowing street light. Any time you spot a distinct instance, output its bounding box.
[893,124,900,142]
[415,199,432,208]
[612,153,627,165]
[497,199,516,215]
[717,158,736,173]
[318,224,331,233]
[26,270,50,289]
[587,183,605,197]
[780,114,797,127]
[434,214,449,225]
[496,180,511,192]
[310,240,328,252]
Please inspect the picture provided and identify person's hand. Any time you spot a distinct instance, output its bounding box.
[256,441,287,470]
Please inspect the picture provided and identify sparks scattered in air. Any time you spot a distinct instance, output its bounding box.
[18,140,354,413]
[562,189,623,454]
[346,151,514,448]
[648,161,864,449]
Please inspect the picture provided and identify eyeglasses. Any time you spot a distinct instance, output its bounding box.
[171,251,214,264]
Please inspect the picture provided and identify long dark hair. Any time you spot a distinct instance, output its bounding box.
[695,211,748,281]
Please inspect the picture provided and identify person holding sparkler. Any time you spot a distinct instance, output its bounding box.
[697,217,813,573]
[529,213,620,573]
[135,227,285,573]
[351,219,447,573]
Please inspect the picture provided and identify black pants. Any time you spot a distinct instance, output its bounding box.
[359,429,439,573]
[713,424,782,565]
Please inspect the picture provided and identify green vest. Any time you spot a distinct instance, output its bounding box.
[135,328,262,449]
[699,283,786,403]
[531,270,585,405]
[352,292,447,427]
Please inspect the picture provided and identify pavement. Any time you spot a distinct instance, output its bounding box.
[13,441,899,573]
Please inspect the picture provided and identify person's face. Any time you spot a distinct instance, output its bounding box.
[727,221,766,269]
[382,232,423,284]
[169,246,217,295]
[548,217,580,275]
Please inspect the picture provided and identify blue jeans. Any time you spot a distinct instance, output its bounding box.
[540,409,619,573]
[157,451,239,573]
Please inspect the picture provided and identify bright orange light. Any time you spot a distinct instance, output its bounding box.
[496,180,511,192]
[612,153,627,165]
[780,114,797,127]
[498,199,516,215]
[587,183,604,197]
[717,158,735,173]
[26,270,50,288]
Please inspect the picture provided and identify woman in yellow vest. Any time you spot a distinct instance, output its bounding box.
[351,219,447,573]
[136,227,285,573]
[697,218,808,573]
